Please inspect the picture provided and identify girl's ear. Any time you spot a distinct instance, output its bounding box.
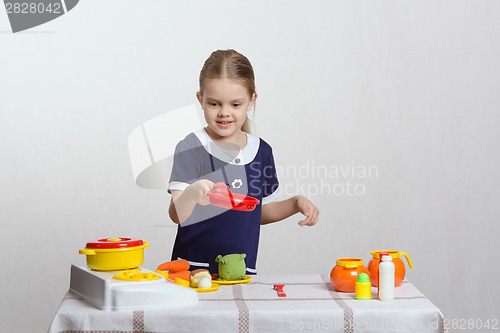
[196,91,203,106]
[248,92,257,111]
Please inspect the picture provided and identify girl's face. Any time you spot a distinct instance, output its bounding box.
[197,78,256,145]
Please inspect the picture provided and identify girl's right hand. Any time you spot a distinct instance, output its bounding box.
[185,179,214,206]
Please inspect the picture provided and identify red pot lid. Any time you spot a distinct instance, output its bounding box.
[84,238,144,249]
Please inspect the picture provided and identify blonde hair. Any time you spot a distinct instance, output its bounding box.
[199,49,256,133]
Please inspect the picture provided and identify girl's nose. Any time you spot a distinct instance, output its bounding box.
[218,105,231,117]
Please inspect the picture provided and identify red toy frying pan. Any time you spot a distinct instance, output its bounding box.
[207,183,260,211]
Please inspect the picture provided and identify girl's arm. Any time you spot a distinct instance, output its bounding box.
[169,179,214,224]
[261,195,319,226]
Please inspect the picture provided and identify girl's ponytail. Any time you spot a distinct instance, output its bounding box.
[241,117,252,133]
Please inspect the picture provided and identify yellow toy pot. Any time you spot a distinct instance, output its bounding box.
[79,238,149,271]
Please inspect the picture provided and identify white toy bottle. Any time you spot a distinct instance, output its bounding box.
[378,255,395,301]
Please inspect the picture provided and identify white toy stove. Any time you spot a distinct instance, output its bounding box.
[69,265,198,311]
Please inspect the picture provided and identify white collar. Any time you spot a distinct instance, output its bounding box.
[193,128,260,165]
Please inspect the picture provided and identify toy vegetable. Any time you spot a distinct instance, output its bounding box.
[156,259,191,282]
[190,269,212,288]
[157,259,190,272]
[215,254,247,281]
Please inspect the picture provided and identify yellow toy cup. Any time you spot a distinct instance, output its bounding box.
[354,273,372,300]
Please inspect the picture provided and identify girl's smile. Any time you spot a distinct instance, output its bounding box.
[217,121,233,128]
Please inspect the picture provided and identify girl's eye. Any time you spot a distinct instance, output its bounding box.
[233,104,240,108]
[210,103,218,107]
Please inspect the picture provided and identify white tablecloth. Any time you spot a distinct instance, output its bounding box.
[48,274,445,333]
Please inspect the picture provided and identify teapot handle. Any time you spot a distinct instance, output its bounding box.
[400,251,414,269]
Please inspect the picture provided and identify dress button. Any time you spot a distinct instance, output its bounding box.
[234,158,241,164]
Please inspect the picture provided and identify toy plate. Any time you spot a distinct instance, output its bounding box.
[207,184,259,211]
[212,275,252,285]
[192,283,220,293]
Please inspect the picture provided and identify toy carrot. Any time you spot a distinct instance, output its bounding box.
[167,271,191,283]
[156,259,190,273]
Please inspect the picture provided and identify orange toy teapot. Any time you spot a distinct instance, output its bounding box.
[330,258,370,293]
[368,251,414,287]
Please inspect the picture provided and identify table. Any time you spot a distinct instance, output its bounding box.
[48,274,445,333]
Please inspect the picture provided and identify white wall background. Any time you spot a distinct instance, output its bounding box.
[1,0,499,332]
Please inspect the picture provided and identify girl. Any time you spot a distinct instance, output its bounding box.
[168,49,319,275]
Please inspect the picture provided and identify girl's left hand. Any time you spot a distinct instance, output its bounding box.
[295,196,319,226]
